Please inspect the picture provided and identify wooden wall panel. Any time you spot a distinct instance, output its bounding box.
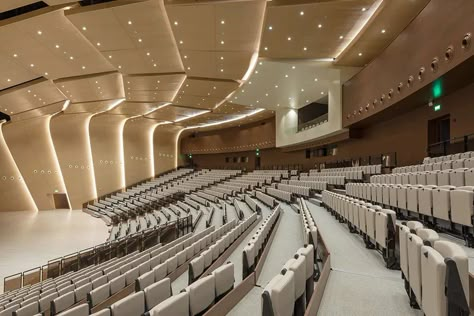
[50,113,97,209]
[343,0,474,127]
[89,114,127,197]
[123,119,157,186]
[0,123,37,212]
[2,116,68,210]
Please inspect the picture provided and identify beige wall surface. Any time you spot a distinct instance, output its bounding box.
[50,113,97,209]
[89,114,128,197]
[123,119,157,187]
[154,125,180,176]
[0,123,37,212]
[2,116,68,210]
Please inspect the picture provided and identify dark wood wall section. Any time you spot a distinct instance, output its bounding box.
[343,0,474,127]
[182,81,474,169]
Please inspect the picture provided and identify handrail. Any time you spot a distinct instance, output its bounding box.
[426,132,474,157]
[2,215,192,293]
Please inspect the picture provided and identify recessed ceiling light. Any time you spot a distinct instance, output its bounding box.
[275,85,278,88]
[174,21,178,25]
[264,47,268,51]
[362,7,367,12]
[220,40,225,45]
[321,92,324,95]
[118,65,122,69]
[13,54,17,58]
[82,66,86,70]
[28,90,31,93]
[187,66,190,70]
[44,72,48,76]
[96,42,101,46]
[265,93,268,96]
[358,52,363,56]
[7,79,11,82]
[277,104,280,107]
[221,20,225,24]
[220,56,224,60]
[184,55,187,59]
[314,78,318,81]
[82,26,87,31]
[287,37,292,41]
[301,89,304,92]
[303,47,307,51]
[306,100,309,103]
[339,35,344,39]
[220,69,224,72]
[37,30,42,35]
[55,44,59,48]
[108,55,112,59]
[213,86,216,89]
[255,70,258,74]
[300,11,304,16]
[268,26,273,30]
[70,56,74,60]
[285,74,288,78]
[381,29,386,33]
[138,38,142,42]
[30,64,34,67]
[318,24,322,28]
[179,40,183,44]
[249,81,252,84]
[292,66,296,69]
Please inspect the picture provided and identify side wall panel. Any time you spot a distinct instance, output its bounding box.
[50,113,97,208]
[3,116,68,210]
[89,114,127,197]
[154,126,180,175]
[0,124,37,212]
[123,119,157,187]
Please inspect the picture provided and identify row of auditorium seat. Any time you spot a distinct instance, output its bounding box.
[307,170,363,180]
[262,244,315,316]
[244,194,260,213]
[399,221,469,315]
[243,205,281,278]
[315,164,382,175]
[2,231,203,316]
[58,262,235,316]
[275,183,310,197]
[423,151,474,164]
[255,191,277,208]
[189,214,257,283]
[371,168,474,187]
[281,180,327,192]
[393,158,474,174]
[298,198,318,248]
[265,187,293,203]
[322,191,398,268]
[88,224,230,314]
[297,175,345,186]
[345,182,474,246]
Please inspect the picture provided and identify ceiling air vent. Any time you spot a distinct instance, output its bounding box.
[79,0,115,6]
[0,1,47,21]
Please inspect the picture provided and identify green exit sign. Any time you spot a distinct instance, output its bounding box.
[434,104,441,111]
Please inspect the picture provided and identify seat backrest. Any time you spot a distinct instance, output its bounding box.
[262,271,295,316]
[185,275,215,316]
[90,308,111,316]
[153,263,167,284]
[56,303,89,316]
[144,278,171,311]
[420,246,446,316]
[148,292,189,316]
[39,292,58,312]
[110,291,145,316]
[88,283,110,307]
[13,301,39,316]
[212,262,234,300]
[52,291,75,315]
[434,240,469,305]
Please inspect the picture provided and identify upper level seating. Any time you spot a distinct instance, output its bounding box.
[281,180,327,192]
[423,151,474,164]
[398,221,469,315]
[276,183,310,197]
[372,167,474,186]
[346,182,474,246]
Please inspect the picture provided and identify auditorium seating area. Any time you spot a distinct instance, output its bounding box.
[2,2,474,314]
